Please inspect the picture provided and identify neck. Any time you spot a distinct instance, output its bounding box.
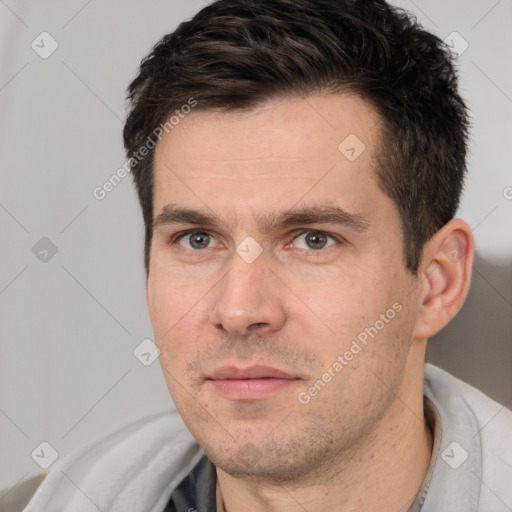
[217,355,433,512]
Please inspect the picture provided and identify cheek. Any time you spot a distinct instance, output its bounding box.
[292,270,379,335]
[300,272,411,373]
[147,277,200,371]
[148,263,201,331]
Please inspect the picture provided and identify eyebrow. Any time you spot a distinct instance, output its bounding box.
[153,203,369,233]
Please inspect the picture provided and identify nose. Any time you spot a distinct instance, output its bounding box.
[209,251,287,337]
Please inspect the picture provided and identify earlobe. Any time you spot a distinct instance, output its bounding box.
[413,219,475,339]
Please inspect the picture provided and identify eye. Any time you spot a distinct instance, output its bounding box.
[291,230,337,250]
[177,231,217,250]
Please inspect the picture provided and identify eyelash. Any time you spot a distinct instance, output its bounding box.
[287,229,341,254]
[169,229,343,256]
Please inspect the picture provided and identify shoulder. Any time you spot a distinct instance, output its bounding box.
[21,409,202,512]
[425,363,512,510]
[0,474,46,512]
[424,363,512,434]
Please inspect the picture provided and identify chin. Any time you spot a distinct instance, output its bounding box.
[202,429,340,484]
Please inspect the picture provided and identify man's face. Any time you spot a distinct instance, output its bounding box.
[147,93,423,482]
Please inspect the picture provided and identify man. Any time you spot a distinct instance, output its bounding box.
[15,0,512,511]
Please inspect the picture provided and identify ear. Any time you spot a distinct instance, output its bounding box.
[412,218,475,339]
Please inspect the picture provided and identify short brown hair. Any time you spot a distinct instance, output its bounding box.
[123,0,469,275]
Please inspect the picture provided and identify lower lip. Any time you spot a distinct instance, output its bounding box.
[209,378,300,400]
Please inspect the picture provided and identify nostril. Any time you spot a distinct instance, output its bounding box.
[248,322,268,331]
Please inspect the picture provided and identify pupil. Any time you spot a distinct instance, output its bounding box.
[306,232,327,249]
[190,232,210,249]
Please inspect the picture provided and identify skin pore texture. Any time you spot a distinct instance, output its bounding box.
[146,93,474,511]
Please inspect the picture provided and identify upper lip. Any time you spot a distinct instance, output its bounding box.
[208,365,300,380]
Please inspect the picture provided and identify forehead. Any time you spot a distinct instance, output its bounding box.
[155,93,380,167]
[152,93,389,227]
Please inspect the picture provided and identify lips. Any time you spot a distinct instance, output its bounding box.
[207,365,301,400]
[209,365,297,380]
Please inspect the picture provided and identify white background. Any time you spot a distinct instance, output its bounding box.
[1,0,511,493]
